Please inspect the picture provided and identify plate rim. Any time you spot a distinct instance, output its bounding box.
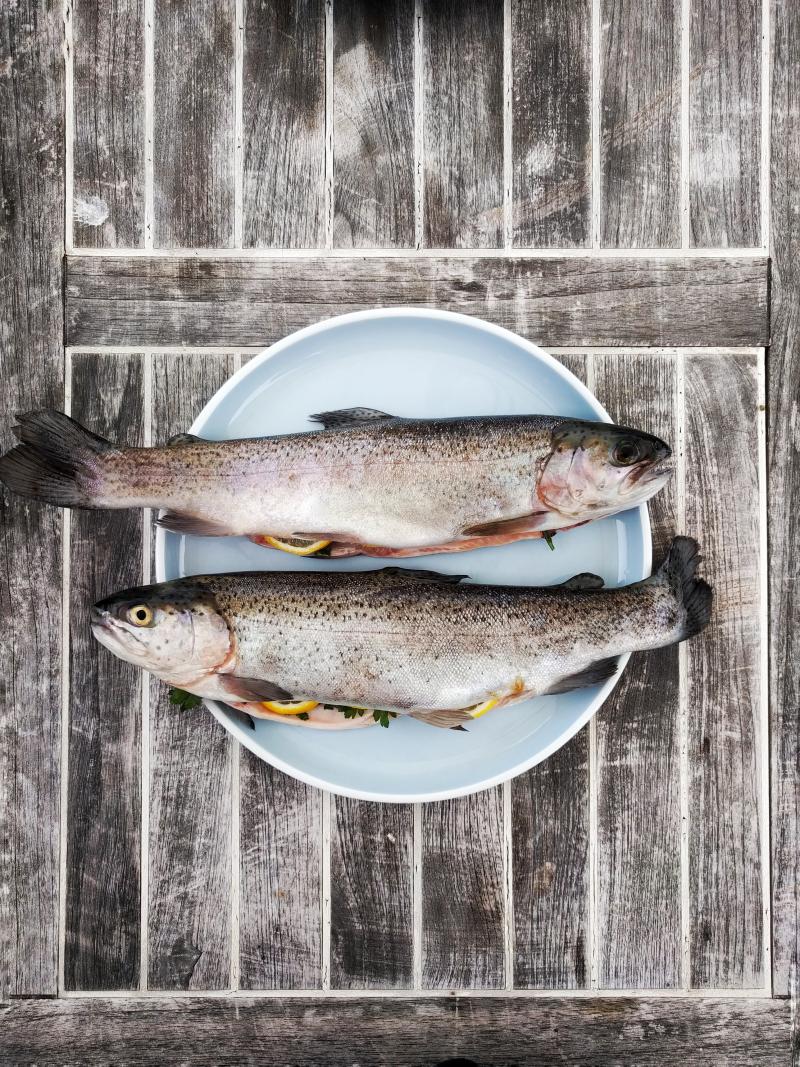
[155,306,652,803]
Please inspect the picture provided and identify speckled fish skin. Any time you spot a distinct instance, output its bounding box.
[90,538,711,728]
[0,410,673,553]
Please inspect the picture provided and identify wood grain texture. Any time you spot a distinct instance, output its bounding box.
[153,0,235,247]
[422,789,505,989]
[66,355,143,991]
[423,0,503,247]
[512,731,589,989]
[330,798,414,988]
[0,997,792,1066]
[512,0,591,247]
[333,0,414,248]
[512,352,588,991]
[600,0,681,247]
[239,756,322,989]
[72,0,144,247]
[690,0,761,247]
[243,0,325,248]
[592,352,681,988]
[770,0,800,997]
[0,0,64,1001]
[684,354,763,988]
[65,255,769,348]
[147,353,236,990]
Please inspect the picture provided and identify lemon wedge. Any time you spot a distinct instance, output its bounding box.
[466,697,500,719]
[263,536,332,557]
[261,698,320,716]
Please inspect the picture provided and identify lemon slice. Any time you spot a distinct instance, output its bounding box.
[261,698,320,716]
[263,536,332,557]
[466,697,500,719]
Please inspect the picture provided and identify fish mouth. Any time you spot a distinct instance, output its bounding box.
[627,456,675,489]
[91,608,147,658]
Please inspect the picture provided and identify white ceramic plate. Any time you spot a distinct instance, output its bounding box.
[155,309,651,802]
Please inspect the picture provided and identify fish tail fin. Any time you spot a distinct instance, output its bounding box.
[0,411,117,508]
[648,536,712,641]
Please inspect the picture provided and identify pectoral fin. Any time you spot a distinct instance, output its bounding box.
[220,676,294,703]
[462,513,551,537]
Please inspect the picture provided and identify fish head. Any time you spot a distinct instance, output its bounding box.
[537,419,673,521]
[91,579,232,684]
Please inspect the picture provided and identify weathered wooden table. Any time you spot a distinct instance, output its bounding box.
[1,1,797,1063]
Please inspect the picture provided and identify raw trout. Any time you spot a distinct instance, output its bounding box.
[90,537,711,731]
[0,408,672,558]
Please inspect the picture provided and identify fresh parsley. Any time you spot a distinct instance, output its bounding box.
[169,687,202,710]
[543,532,556,551]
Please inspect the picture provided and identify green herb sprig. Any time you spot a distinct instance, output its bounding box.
[169,687,202,710]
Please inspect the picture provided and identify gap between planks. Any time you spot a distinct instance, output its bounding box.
[63,0,74,254]
[585,357,598,990]
[413,0,423,250]
[591,0,600,249]
[680,0,690,248]
[57,351,73,995]
[143,0,154,249]
[677,352,690,990]
[65,346,766,358]
[757,350,771,991]
[140,354,153,990]
[65,246,769,259]
[56,985,773,1000]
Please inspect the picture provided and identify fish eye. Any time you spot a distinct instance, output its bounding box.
[611,438,644,467]
[127,604,154,627]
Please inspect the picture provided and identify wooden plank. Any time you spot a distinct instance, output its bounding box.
[330,798,414,988]
[770,0,800,997]
[423,0,503,247]
[422,789,505,988]
[239,758,322,989]
[512,352,589,990]
[0,0,64,1001]
[512,0,591,247]
[512,731,589,988]
[153,0,235,247]
[600,0,681,247]
[243,0,325,248]
[689,0,761,247]
[684,354,763,988]
[65,255,770,348]
[333,0,414,248]
[592,352,681,988]
[72,0,144,247]
[66,354,143,991]
[0,997,791,1066]
[147,353,235,990]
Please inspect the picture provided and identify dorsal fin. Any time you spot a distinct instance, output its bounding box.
[560,572,605,592]
[167,432,203,448]
[378,566,469,585]
[309,407,397,430]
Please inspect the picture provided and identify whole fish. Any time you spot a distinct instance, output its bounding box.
[90,537,711,731]
[0,408,672,558]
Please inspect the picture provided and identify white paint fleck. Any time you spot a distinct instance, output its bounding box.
[73,194,109,227]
